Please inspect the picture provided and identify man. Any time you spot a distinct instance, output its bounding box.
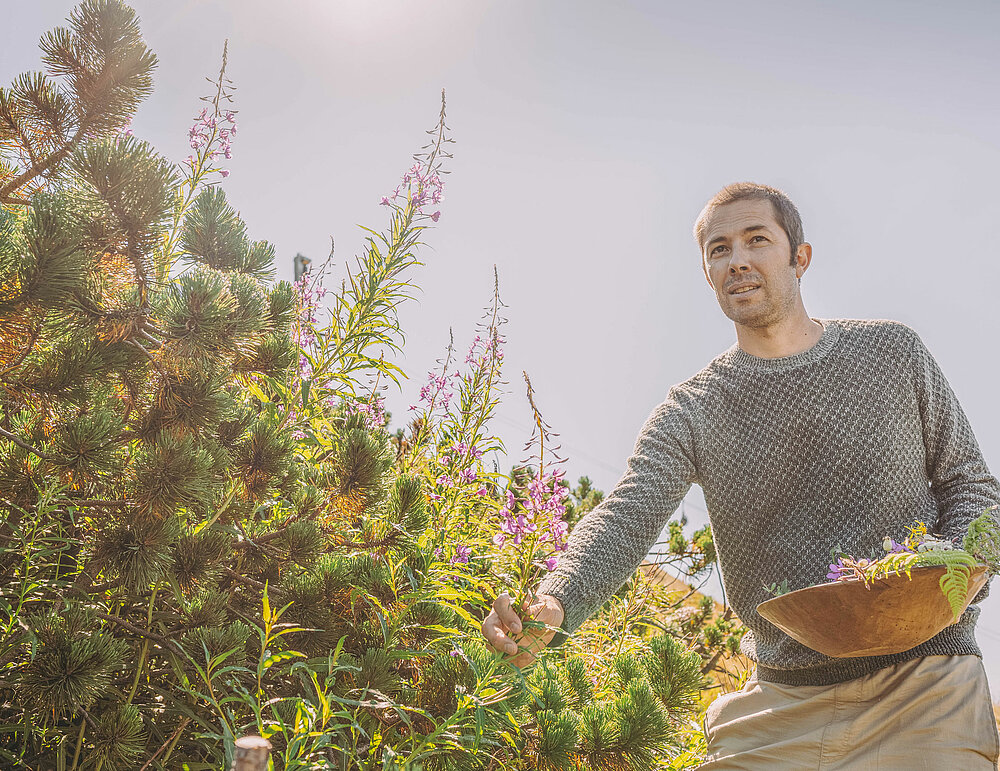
[481,182,1000,768]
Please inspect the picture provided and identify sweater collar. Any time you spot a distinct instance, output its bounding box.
[727,319,842,372]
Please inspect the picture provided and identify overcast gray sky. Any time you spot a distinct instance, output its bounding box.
[5,0,1000,694]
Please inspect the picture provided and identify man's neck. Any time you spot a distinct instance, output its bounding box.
[735,310,824,359]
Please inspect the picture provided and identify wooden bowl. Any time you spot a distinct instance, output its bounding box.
[756,564,989,658]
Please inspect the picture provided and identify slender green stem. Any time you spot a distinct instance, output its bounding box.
[125,585,157,705]
[126,639,149,706]
[69,719,86,770]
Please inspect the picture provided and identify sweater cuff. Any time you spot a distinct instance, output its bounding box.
[535,574,588,647]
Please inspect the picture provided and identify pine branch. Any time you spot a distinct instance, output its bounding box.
[66,498,134,509]
[230,513,303,550]
[0,123,85,201]
[127,337,163,371]
[139,717,190,771]
[221,565,269,592]
[0,320,42,377]
[136,327,162,347]
[232,519,282,559]
[1,1,156,201]
[77,705,99,730]
[93,610,185,658]
[0,424,50,459]
[0,194,31,207]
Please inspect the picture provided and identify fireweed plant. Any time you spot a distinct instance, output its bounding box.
[0,4,747,768]
[497,373,572,601]
[158,40,239,283]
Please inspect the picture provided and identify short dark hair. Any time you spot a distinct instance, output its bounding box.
[694,182,804,265]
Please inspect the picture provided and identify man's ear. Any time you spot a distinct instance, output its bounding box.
[794,242,813,278]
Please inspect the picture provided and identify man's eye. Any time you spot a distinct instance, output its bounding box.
[710,246,728,256]
[750,235,767,244]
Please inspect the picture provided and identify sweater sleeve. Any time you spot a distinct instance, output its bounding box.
[536,393,698,644]
[911,329,1000,565]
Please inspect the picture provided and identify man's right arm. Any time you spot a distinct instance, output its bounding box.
[535,394,698,644]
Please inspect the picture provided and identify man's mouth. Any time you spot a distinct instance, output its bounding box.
[727,283,760,296]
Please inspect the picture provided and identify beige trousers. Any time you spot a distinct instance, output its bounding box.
[696,655,999,770]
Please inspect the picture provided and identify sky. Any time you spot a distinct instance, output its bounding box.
[5,0,1000,694]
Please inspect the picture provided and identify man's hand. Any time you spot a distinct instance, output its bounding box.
[481,592,565,668]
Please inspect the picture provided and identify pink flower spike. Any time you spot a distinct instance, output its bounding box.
[380,197,391,206]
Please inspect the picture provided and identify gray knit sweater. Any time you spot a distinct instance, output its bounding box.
[537,319,1000,686]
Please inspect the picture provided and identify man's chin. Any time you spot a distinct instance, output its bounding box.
[720,305,773,328]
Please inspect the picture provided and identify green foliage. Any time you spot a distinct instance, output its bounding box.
[0,5,738,769]
[181,187,276,280]
[88,703,147,768]
[0,0,156,204]
[17,608,127,719]
[965,508,1000,572]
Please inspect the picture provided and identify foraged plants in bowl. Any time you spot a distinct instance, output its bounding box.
[756,511,1000,658]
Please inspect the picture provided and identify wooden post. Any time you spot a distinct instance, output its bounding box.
[232,736,271,771]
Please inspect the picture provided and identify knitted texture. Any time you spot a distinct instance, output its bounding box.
[537,319,1000,686]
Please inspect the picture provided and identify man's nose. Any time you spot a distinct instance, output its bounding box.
[727,249,752,273]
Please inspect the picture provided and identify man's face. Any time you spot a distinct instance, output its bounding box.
[701,199,808,329]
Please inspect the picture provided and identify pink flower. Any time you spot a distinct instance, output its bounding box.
[545,556,559,571]
[451,544,471,564]
[220,170,230,178]
[430,211,441,222]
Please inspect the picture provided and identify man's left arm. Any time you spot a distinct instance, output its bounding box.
[911,329,1000,549]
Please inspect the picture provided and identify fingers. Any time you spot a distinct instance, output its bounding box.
[508,624,552,668]
[482,592,562,667]
[493,592,523,635]
[482,593,523,655]
[481,610,518,655]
